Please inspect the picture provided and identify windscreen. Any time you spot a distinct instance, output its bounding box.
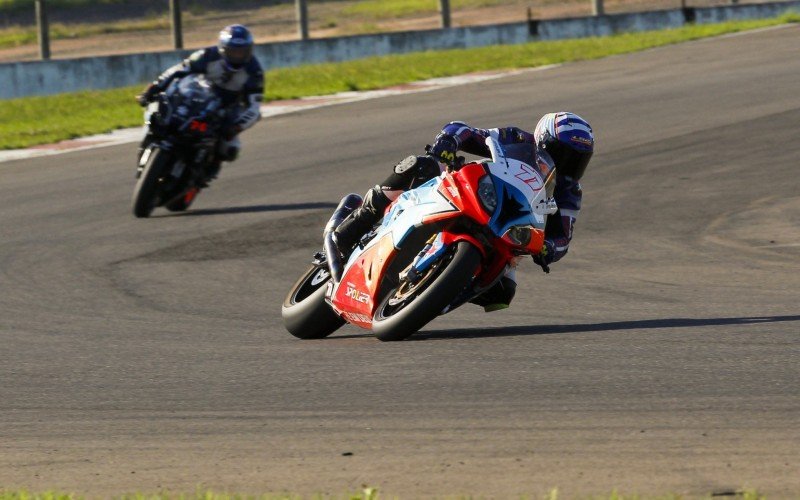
[500,142,536,166]
[169,76,221,125]
[499,142,556,198]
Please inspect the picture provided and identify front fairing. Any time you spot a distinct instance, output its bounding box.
[146,75,224,143]
[485,154,555,236]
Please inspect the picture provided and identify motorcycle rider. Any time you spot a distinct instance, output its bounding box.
[333,112,594,312]
[136,24,264,185]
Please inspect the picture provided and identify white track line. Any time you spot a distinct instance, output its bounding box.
[0,67,556,164]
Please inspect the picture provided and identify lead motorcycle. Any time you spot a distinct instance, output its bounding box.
[282,136,559,341]
[132,74,225,218]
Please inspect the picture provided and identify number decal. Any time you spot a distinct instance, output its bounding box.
[514,164,543,190]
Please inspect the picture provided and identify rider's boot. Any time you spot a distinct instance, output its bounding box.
[332,186,391,259]
[200,138,239,187]
[470,276,517,312]
[199,160,221,188]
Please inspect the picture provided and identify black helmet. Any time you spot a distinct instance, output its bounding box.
[218,24,254,70]
[534,112,594,180]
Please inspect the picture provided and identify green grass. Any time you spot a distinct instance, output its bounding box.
[1,14,798,150]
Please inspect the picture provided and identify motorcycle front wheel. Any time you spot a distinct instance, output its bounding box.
[282,264,345,339]
[372,240,481,341]
[132,147,172,218]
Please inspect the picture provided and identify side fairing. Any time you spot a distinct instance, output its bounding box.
[330,176,459,326]
[374,176,459,250]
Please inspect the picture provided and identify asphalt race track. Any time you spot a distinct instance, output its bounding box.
[1,26,799,497]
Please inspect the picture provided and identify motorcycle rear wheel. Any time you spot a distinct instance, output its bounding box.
[132,147,171,218]
[282,264,345,339]
[165,187,200,212]
[372,241,481,341]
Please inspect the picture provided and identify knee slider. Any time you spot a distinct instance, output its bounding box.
[394,155,419,174]
[393,155,440,178]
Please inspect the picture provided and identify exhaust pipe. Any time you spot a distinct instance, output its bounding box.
[323,193,362,283]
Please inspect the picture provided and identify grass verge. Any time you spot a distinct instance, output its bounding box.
[1,14,798,150]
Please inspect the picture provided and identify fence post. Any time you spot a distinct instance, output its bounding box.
[296,0,309,40]
[35,0,51,60]
[440,0,451,29]
[592,0,604,16]
[170,0,183,49]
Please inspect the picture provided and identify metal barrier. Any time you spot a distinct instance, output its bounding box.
[3,0,799,100]
[25,0,762,61]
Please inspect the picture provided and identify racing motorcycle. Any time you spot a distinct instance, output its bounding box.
[282,136,559,341]
[132,74,225,218]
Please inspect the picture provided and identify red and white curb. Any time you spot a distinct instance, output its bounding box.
[0,66,556,164]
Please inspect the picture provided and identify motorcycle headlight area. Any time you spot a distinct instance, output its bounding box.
[478,175,497,214]
[503,225,534,247]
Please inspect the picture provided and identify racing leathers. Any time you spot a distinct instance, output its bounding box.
[138,46,264,180]
[333,121,583,311]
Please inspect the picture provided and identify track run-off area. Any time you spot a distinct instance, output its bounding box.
[1,25,799,497]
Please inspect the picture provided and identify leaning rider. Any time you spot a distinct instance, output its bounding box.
[333,112,595,312]
[136,24,265,185]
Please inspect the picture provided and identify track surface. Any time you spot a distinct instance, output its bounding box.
[1,26,799,497]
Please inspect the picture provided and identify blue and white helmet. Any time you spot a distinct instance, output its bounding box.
[534,112,594,180]
[218,24,254,70]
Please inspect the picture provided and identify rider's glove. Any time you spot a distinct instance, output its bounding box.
[136,83,158,107]
[532,239,555,274]
[428,134,459,168]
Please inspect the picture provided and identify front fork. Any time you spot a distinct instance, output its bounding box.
[136,142,155,178]
[401,232,486,282]
[137,104,161,177]
[398,232,493,314]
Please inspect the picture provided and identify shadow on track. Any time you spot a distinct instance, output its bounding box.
[159,201,337,217]
[329,315,800,341]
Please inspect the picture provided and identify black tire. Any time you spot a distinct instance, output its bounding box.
[282,265,345,339]
[165,189,198,212]
[165,198,189,212]
[132,148,171,218]
[372,241,481,341]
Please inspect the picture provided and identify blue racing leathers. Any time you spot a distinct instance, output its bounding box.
[146,46,264,162]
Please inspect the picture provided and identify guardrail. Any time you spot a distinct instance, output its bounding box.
[3,0,798,100]
[28,0,460,58]
[24,0,751,60]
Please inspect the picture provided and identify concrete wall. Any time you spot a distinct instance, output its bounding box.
[535,9,687,39]
[1,1,798,100]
